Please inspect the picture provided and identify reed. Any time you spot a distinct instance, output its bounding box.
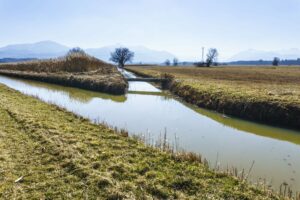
[0,51,112,73]
[0,52,128,94]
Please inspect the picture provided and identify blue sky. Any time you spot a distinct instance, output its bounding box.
[0,0,300,60]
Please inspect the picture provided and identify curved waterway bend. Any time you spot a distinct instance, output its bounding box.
[0,73,299,191]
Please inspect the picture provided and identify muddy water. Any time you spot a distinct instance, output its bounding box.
[0,74,299,191]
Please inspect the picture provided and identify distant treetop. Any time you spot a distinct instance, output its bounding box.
[67,47,86,56]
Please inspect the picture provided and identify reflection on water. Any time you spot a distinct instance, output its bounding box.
[0,74,299,191]
[189,103,300,146]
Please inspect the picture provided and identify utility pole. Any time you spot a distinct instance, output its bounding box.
[202,47,205,63]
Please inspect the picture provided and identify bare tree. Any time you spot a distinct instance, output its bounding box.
[165,59,171,66]
[272,57,280,66]
[206,48,218,67]
[173,58,179,66]
[110,48,134,68]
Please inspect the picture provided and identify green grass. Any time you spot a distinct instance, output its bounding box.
[0,84,280,199]
[126,66,300,129]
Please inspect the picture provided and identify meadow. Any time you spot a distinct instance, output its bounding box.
[0,52,127,94]
[126,66,300,129]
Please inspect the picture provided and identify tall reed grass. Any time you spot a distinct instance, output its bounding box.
[0,51,113,73]
[0,51,128,94]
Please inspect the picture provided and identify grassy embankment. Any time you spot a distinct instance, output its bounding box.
[0,52,127,94]
[0,84,283,199]
[126,66,300,130]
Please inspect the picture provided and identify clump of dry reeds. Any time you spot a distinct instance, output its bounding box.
[0,50,128,94]
[0,49,113,73]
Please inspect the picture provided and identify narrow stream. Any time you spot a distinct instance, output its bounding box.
[0,72,299,191]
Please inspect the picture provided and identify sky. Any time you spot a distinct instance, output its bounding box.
[1,0,300,61]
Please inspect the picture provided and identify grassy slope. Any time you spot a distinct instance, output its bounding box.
[0,84,277,199]
[126,66,300,129]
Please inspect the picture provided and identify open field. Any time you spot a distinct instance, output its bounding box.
[0,84,283,199]
[126,66,300,129]
[0,52,127,94]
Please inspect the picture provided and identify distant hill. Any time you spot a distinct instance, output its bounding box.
[226,59,300,66]
[0,58,37,63]
[0,41,176,64]
[0,41,69,59]
[229,49,300,61]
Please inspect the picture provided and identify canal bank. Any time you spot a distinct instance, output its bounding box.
[0,53,128,95]
[0,83,283,199]
[125,66,300,130]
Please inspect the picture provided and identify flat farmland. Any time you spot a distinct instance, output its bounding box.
[127,66,300,129]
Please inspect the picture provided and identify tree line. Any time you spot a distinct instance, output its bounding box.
[68,47,286,68]
[109,47,221,68]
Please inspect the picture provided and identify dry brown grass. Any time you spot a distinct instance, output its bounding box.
[127,66,300,129]
[0,52,113,73]
[0,53,128,94]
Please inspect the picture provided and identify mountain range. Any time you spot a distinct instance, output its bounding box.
[0,41,176,63]
[1,41,300,63]
[229,49,300,61]
[0,41,69,59]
